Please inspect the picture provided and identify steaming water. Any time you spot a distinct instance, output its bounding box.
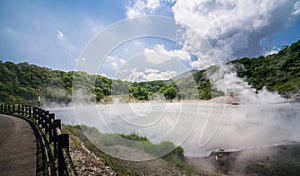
[50,102,300,157]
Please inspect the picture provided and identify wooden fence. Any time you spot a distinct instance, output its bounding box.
[0,104,77,176]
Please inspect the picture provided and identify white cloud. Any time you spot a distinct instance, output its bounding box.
[84,17,104,35]
[105,55,127,70]
[126,0,161,19]
[127,68,177,81]
[293,1,300,15]
[144,44,191,64]
[190,50,217,69]
[127,68,145,81]
[133,40,145,48]
[264,47,280,56]
[172,0,300,63]
[111,62,118,70]
[146,0,161,10]
[146,69,177,81]
[56,30,64,40]
[145,68,160,73]
[144,49,171,64]
[56,30,76,56]
[99,73,108,77]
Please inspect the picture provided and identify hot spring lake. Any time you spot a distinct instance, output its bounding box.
[49,102,300,157]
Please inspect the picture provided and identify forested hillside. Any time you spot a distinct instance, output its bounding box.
[231,39,300,94]
[0,62,73,105]
[0,39,299,105]
[0,61,213,106]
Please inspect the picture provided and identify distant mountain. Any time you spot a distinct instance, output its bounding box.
[0,39,299,105]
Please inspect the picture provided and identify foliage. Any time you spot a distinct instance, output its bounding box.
[0,62,112,105]
[65,125,198,175]
[0,61,213,105]
[76,125,187,168]
[159,82,180,100]
[1,39,299,104]
[230,39,300,93]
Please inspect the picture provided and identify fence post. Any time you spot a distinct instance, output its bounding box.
[42,110,48,129]
[41,110,44,128]
[21,105,24,116]
[44,111,50,138]
[38,108,42,127]
[49,114,55,143]
[53,119,61,159]
[26,106,29,117]
[33,107,39,123]
[17,105,20,115]
[26,106,30,117]
[23,105,25,115]
[58,134,69,176]
[8,104,10,113]
[28,106,32,118]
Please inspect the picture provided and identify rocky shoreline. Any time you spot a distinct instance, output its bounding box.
[64,125,300,175]
[187,143,300,175]
[64,126,116,176]
[64,126,196,175]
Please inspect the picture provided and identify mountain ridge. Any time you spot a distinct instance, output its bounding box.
[1,39,299,105]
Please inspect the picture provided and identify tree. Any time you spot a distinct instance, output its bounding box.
[163,86,179,100]
[130,86,149,100]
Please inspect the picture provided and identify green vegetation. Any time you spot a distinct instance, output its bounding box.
[0,61,212,105]
[67,125,196,175]
[78,125,184,160]
[1,39,300,105]
[231,39,300,93]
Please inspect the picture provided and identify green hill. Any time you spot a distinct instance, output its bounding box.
[230,39,300,93]
[0,39,299,105]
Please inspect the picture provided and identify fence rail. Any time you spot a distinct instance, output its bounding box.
[0,104,77,176]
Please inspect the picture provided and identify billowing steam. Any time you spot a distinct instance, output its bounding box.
[207,64,286,104]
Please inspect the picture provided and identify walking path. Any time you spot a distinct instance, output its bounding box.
[0,114,36,176]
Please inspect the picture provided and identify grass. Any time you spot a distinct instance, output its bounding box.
[63,126,81,147]
[65,124,198,175]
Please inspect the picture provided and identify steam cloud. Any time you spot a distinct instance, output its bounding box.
[206,65,286,104]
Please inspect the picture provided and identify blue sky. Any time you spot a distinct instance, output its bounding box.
[0,0,128,70]
[0,0,300,80]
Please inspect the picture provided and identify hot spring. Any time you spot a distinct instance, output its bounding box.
[50,102,300,157]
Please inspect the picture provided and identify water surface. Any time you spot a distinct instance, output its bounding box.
[49,102,300,157]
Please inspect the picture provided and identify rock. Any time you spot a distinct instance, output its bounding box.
[67,130,116,176]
